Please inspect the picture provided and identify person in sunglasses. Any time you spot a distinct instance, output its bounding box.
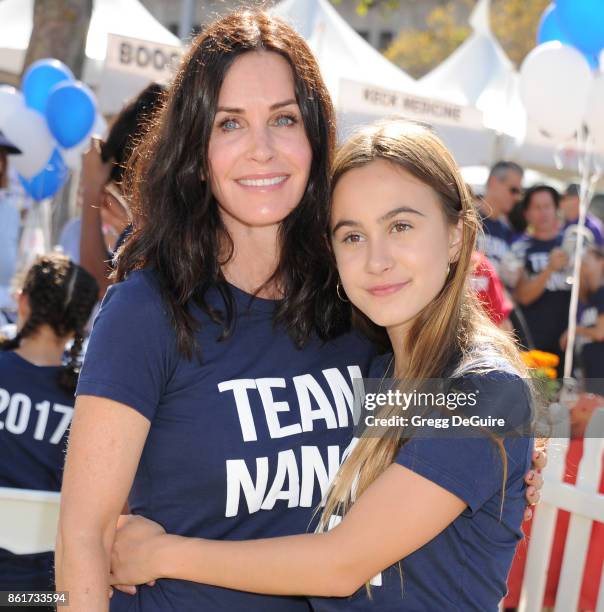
[477,161,524,284]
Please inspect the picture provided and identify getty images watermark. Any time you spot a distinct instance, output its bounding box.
[353,376,541,439]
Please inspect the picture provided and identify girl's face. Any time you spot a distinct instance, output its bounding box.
[207,51,312,230]
[331,159,461,335]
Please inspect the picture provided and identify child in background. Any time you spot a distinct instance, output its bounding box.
[0,254,97,601]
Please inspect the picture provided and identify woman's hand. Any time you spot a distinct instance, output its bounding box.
[110,514,167,587]
[523,447,547,521]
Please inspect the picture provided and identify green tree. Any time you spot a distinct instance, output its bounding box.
[383,0,550,79]
[384,2,471,79]
[331,0,400,17]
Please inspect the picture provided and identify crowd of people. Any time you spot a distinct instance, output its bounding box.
[475,160,604,383]
[7,5,604,611]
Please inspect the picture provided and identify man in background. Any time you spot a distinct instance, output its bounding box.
[477,161,524,277]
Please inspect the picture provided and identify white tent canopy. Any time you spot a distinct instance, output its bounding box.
[419,0,525,141]
[270,0,416,99]
[271,0,496,165]
[0,0,180,86]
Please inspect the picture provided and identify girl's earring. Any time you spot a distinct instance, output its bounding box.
[336,281,349,303]
[447,261,451,276]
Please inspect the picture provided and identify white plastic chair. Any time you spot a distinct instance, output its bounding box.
[0,487,60,554]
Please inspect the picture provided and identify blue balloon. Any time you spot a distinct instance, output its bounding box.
[537,5,570,45]
[18,149,68,201]
[557,0,604,56]
[45,82,97,148]
[537,4,599,69]
[22,59,73,114]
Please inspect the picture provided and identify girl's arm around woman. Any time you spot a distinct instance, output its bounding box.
[110,462,465,597]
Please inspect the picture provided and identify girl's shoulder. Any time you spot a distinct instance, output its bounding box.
[367,352,394,378]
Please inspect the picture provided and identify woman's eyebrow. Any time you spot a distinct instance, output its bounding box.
[331,219,360,235]
[216,99,298,114]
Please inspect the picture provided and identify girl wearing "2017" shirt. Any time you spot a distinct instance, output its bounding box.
[57,10,543,612]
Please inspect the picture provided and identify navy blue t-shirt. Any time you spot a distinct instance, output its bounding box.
[477,215,515,273]
[0,351,74,590]
[512,235,571,355]
[77,269,375,612]
[310,354,532,612]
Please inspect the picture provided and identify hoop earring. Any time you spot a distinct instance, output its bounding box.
[447,261,451,276]
[336,281,349,303]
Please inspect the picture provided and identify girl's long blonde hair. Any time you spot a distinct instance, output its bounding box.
[319,120,528,530]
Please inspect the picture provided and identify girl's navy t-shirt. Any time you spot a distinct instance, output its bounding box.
[0,351,74,591]
[76,269,375,612]
[310,354,533,612]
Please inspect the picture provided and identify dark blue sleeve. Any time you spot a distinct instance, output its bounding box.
[76,270,175,421]
[394,371,532,514]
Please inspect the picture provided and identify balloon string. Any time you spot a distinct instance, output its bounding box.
[563,128,593,380]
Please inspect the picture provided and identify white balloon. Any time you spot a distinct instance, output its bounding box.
[3,103,55,179]
[520,42,593,141]
[585,74,604,147]
[0,86,24,129]
[60,138,91,171]
[91,113,108,139]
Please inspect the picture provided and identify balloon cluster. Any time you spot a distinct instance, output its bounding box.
[520,1,604,144]
[0,59,99,201]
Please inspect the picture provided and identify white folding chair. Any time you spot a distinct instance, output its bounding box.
[0,487,60,554]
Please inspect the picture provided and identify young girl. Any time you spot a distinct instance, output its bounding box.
[109,120,535,611]
[0,254,97,597]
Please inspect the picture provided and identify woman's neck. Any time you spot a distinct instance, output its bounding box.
[220,220,282,299]
[14,326,68,367]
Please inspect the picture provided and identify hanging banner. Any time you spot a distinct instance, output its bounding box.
[103,33,182,83]
[338,78,483,130]
[98,34,182,114]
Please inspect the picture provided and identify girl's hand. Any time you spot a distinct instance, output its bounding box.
[110,514,166,586]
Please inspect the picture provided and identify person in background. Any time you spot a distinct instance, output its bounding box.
[78,83,165,298]
[0,254,97,608]
[0,131,22,322]
[560,245,604,396]
[477,161,524,277]
[560,183,604,247]
[513,185,569,374]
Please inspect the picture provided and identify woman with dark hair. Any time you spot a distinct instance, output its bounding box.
[0,254,97,603]
[512,185,570,373]
[56,11,369,612]
[56,10,544,612]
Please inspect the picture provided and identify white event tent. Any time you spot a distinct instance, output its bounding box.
[0,0,181,112]
[419,0,600,177]
[271,0,494,165]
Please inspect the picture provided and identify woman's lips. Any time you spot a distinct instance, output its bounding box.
[366,281,410,297]
[235,174,289,191]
